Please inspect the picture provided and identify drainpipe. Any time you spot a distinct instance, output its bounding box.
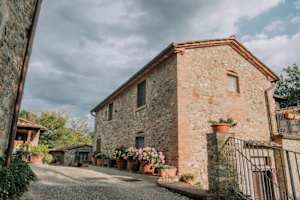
[265,81,277,140]
[5,0,42,167]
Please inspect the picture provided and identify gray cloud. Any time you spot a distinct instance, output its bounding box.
[22,0,286,122]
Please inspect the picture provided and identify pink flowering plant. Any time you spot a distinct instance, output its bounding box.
[112,146,127,160]
[137,147,165,165]
[125,147,139,160]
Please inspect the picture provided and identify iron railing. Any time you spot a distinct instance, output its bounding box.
[219,137,300,200]
[276,107,300,135]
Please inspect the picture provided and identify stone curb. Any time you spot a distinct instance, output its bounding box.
[157,182,208,200]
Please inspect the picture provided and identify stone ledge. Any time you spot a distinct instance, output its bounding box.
[157,182,209,200]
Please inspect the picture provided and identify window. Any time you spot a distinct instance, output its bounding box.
[227,74,239,93]
[108,103,113,120]
[135,136,144,148]
[96,138,101,152]
[137,80,146,107]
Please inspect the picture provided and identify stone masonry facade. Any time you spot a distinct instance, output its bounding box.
[92,38,278,190]
[0,0,38,155]
[94,56,178,165]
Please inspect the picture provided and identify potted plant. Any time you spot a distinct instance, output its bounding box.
[94,152,107,166]
[157,164,177,177]
[295,112,300,120]
[179,173,195,184]
[138,147,163,175]
[209,118,237,133]
[284,112,295,120]
[30,144,48,164]
[125,147,139,172]
[112,146,127,170]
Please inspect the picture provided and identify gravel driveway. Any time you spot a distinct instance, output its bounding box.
[23,164,191,200]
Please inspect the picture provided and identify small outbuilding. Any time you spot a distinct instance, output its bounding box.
[14,118,47,151]
[50,144,92,167]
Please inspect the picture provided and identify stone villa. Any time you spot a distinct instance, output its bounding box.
[91,36,283,191]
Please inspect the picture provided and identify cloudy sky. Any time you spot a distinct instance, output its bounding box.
[22,0,300,123]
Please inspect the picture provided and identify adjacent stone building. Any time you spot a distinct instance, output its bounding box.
[91,37,279,190]
[49,144,92,166]
[0,0,41,156]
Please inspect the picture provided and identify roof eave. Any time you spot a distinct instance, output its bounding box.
[90,43,176,113]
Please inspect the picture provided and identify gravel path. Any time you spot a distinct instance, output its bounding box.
[23,164,191,200]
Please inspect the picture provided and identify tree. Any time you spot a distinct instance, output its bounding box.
[19,110,38,123]
[19,111,92,148]
[275,64,300,107]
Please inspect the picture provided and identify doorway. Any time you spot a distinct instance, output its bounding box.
[253,170,275,200]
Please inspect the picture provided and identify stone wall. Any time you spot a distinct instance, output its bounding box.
[0,0,38,155]
[94,56,178,165]
[93,43,276,191]
[176,45,276,189]
[64,146,92,166]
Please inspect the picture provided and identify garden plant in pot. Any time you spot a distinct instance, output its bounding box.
[157,164,177,178]
[209,118,237,133]
[113,146,127,170]
[138,147,164,175]
[94,152,107,166]
[30,145,49,164]
[21,143,49,164]
[125,147,139,172]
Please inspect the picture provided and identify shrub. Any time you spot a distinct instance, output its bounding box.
[0,155,36,199]
[179,173,195,183]
[43,153,53,164]
[208,118,237,127]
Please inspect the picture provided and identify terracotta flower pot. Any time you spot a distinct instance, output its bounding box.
[211,123,231,133]
[96,159,104,166]
[294,114,300,120]
[159,168,177,177]
[127,160,139,172]
[116,159,126,170]
[31,155,43,164]
[284,113,295,120]
[143,162,155,175]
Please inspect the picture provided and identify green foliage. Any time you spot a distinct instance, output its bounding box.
[208,118,237,127]
[0,156,36,200]
[19,110,38,123]
[20,143,48,156]
[94,152,107,159]
[112,146,128,160]
[19,111,92,149]
[156,164,176,169]
[179,173,195,183]
[43,153,53,164]
[275,64,300,107]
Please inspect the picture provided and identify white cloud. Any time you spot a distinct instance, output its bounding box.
[188,0,283,38]
[263,20,285,33]
[294,0,300,9]
[244,32,300,73]
[290,16,300,24]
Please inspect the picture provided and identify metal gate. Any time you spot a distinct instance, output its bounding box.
[219,137,300,200]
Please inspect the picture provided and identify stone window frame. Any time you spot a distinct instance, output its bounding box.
[136,79,147,109]
[226,71,240,94]
[108,102,113,121]
[135,135,145,148]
